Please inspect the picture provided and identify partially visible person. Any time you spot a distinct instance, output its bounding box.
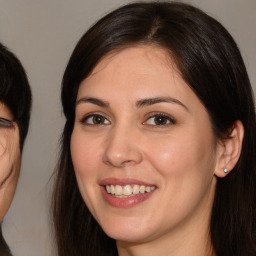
[0,43,31,255]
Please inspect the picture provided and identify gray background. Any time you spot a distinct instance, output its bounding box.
[0,0,255,255]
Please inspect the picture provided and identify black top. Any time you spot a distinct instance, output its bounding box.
[0,224,12,256]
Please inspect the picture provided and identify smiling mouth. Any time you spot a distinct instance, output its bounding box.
[105,184,156,197]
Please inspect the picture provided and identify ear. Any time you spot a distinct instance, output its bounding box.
[214,120,244,178]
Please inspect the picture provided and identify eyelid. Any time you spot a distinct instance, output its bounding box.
[80,112,111,125]
[143,112,176,126]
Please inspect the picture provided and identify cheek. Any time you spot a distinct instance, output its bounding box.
[70,130,106,216]
[144,132,216,222]
[0,136,7,156]
[70,130,102,181]
[0,155,21,221]
[0,135,9,182]
[145,135,190,172]
[0,177,18,220]
[145,129,216,180]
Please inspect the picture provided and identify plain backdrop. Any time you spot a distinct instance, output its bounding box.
[0,0,255,255]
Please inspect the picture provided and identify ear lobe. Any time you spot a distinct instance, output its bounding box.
[214,120,244,178]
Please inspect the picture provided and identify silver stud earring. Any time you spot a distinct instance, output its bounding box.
[224,168,228,174]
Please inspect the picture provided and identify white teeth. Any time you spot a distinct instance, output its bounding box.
[145,186,151,193]
[115,185,122,196]
[106,185,111,193]
[123,185,132,196]
[105,184,156,197]
[133,184,140,194]
[110,185,115,194]
[139,185,145,193]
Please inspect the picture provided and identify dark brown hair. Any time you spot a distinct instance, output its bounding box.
[0,42,32,255]
[52,2,256,255]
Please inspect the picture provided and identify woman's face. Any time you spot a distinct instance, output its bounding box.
[71,46,222,244]
[0,103,21,220]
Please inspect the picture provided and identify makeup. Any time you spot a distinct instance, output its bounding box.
[100,178,157,208]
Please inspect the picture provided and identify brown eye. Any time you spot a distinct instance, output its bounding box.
[145,114,175,126]
[92,115,105,124]
[82,114,110,125]
[154,116,168,125]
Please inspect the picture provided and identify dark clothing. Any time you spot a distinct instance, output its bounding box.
[0,224,12,256]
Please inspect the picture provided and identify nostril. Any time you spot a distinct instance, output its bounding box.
[102,136,143,167]
[122,159,136,166]
[103,159,136,168]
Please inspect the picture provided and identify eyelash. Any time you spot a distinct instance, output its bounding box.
[80,113,110,126]
[143,112,176,127]
[80,112,176,127]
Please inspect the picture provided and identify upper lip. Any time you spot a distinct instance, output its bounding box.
[100,177,156,187]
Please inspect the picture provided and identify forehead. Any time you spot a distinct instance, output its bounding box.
[90,45,176,77]
[78,45,188,96]
[77,45,200,108]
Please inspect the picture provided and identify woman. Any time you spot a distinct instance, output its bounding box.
[0,43,32,255]
[52,2,256,255]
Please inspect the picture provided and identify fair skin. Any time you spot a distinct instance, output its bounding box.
[71,46,244,256]
[0,103,21,221]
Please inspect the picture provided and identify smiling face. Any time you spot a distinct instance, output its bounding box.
[0,103,21,221]
[71,46,221,249]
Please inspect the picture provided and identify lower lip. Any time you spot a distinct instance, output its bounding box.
[100,186,156,208]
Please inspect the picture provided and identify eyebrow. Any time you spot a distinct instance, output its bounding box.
[76,97,110,108]
[76,96,188,111]
[136,97,188,111]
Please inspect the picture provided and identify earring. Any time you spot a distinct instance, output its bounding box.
[224,168,228,174]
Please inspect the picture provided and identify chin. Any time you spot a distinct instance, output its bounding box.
[100,219,155,244]
[107,231,150,244]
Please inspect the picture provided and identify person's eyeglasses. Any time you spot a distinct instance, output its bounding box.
[0,117,13,128]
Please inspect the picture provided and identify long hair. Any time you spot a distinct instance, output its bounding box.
[0,43,32,255]
[52,2,256,255]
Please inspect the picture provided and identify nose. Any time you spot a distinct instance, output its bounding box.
[103,125,143,168]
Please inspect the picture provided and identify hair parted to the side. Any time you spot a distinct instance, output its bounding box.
[52,2,256,256]
[0,42,32,255]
